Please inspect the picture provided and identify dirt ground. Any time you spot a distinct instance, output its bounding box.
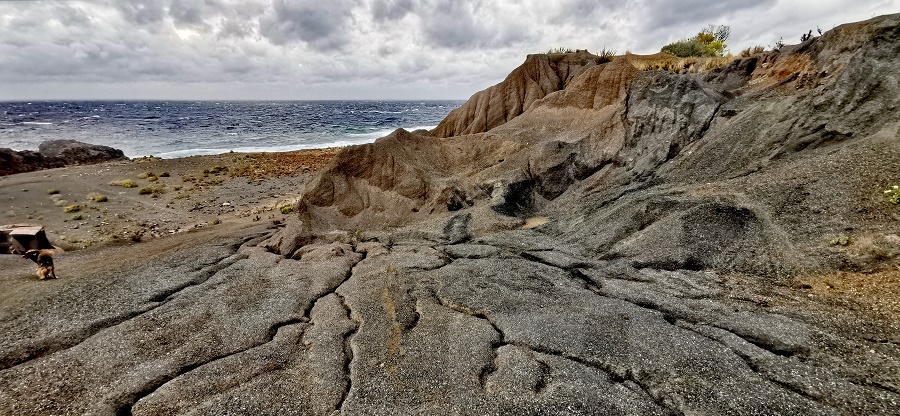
[0,148,340,252]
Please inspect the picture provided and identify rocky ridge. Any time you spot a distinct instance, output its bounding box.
[0,14,898,415]
[0,140,127,176]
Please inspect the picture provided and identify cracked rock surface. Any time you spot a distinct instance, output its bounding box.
[2,14,900,415]
[1,226,897,415]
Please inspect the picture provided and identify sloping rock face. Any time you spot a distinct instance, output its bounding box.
[0,140,127,176]
[2,15,899,416]
[431,50,603,137]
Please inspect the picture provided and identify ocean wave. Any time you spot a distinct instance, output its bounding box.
[149,126,438,159]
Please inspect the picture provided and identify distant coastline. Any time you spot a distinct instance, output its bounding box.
[0,100,461,158]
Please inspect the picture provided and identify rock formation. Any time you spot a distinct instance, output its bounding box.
[1,14,899,415]
[0,140,127,176]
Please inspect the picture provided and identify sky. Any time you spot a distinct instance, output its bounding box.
[0,0,897,101]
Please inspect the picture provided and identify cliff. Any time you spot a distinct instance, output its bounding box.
[430,50,603,137]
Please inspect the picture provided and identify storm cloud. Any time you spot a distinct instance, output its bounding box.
[0,0,897,100]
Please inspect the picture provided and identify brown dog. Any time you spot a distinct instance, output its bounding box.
[22,249,57,280]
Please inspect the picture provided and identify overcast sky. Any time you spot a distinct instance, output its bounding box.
[0,0,897,100]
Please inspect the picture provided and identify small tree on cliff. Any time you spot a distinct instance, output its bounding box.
[661,24,730,57]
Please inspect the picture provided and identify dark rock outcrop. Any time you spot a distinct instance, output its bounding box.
[0,140,127,176]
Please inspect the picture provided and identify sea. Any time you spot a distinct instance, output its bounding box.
[0,100,463,158]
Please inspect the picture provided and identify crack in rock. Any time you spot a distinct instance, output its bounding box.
[117,243,369,415]
[0,250,249,373]
[431,285,681,414]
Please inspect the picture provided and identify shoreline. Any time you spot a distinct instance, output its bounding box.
[0,147,342,251]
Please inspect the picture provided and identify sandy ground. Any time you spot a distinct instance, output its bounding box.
[0,148,339,251]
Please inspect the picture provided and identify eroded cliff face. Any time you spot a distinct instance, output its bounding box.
[430,50,603,138]
[275,14,900,282]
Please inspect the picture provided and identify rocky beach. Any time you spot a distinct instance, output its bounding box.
[1,13,899,415]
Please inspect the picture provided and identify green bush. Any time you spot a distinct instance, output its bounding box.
[63,204,81,213]
[662,24,730,57]
[885,185,900,204]
[280,205,294,214]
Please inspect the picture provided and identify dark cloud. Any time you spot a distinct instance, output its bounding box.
[371,0,415,22]
[259,0,358,50]
[419,0,534,50]
[640,0,777,28]
[217,17,254,38]
[116,0,167,24]
[0,0,895,100]
[547,0,620,25]
[169,0,212,27]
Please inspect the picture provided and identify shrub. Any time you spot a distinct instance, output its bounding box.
[88,192,108,202]
[138,185,166,197]
[203,166,229,175]
[597,47,616,63]
[138,171,156,179]
[71,214,82,221]
[280,205,294,214]
[159,172,170,177]
[885,185,900,204]
[110,179,138,188]
[63,204,81,213]
[662,24,730,57]
[47,189,60,195]
[830,234,850,246]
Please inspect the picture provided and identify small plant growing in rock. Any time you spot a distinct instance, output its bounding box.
[63,204,81,213]
[159,172,170,177]
[830,234,850,246]
[88,192,108,202]
[280,205,294,214]
[885,185,900,204]
[47,189,60,195]
[71,214,82,221]
[739,45,766,57]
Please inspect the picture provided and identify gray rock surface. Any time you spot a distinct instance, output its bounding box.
[1,13,899,416]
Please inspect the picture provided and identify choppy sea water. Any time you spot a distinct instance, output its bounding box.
[0,100,463,158]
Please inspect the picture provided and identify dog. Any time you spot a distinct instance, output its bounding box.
[21,249,57,280]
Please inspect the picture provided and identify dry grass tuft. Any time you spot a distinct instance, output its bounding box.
[88,192,109,202]
[110,179,138,188]
[627,53,735,74]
